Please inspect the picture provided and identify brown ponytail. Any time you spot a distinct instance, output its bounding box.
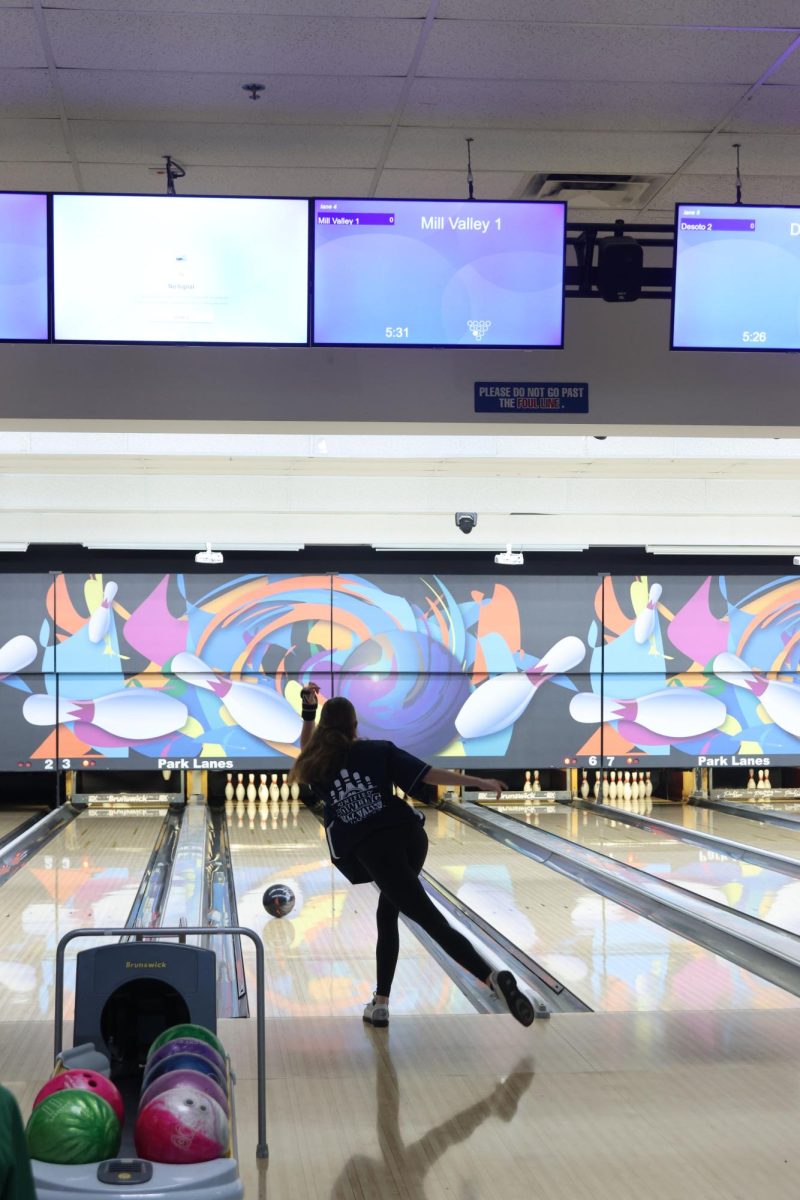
[290,696,358,788]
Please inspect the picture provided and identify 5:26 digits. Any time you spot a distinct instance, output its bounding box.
[742,331,767,343]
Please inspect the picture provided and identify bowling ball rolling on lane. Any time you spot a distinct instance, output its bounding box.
[262,883,295,917]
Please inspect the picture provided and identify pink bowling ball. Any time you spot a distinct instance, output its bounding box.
[138,1068,229,1117]
[34,1068,124,1125]
[135,1084,228,1165]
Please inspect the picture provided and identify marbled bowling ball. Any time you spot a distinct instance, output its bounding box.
[139,1068,229,1118]
[26,1089,121,1164]
[135,1084,228,1164]
[262,883,295,917]
[147,1023,225,1061]
[33,1068,124,1124]
[144,1038,225,1083]
[142,1052,226,1093]
[332,632,470,758]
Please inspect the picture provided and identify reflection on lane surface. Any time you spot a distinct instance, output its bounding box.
[423,807,800,1013]
[0,809,167,1021]
[226,799,472,1019]
[520,805,800,938]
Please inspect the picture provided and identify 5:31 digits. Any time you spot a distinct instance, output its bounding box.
[385,326,409,339]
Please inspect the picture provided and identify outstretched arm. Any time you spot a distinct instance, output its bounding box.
[423,766,507,800]
[299,683,320,750]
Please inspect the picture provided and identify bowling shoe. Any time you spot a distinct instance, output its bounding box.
[362,995,389,1028]
[488,970,535,1027]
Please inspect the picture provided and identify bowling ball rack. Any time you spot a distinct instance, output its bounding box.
[30,925,267,1200]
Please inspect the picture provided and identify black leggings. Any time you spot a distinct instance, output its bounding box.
[353,820,491,998]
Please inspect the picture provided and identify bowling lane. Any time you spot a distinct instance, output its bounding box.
[649,803,800,861]
[227,800,473,1019]
[422,807,800,1013]
[0,807,46,842]
[0,808,167,1022]
[509,804,800,937]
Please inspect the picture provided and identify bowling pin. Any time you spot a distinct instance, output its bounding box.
[532,770,541,793]
[290,778,300,802]
[609,770,617,801]
[455,635,585,739]
[270,774,280,802]
[224,773,234,802]
[634,583,663,645]
[623,771,632,802]
[23,688,187,741]
[713,651,800,738]
[757,769,766,789]
[645,770,652,798]
[593,771,601,799]
[280,773,290,802]
[236,773,245,802]
[602,770,609,799]
[580,770,590,799]
[764,768,772,790]
[523,770,532,793]
[0,633,37,678]
[747,768,756,790]
[570,685,725,739]
[88,581,118,644]
[247,774,257,803]
[258,773,268,803]
[630,772,639,802]
[161,768,172,782]
[171,651,303,743]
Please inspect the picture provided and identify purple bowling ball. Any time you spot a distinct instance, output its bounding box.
[145,1037,225,1080]
[143,1052,226,1093]
[139,1068,229,1117]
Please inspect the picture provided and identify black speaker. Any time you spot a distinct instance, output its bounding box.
[596,233,643,302]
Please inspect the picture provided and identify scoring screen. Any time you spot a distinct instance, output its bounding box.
[312,198,565,347]
[53,194,309,345]
[0,193,48,341]
[672,203,800,351]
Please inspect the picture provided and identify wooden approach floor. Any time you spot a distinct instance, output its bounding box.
[5,1007,800,1199]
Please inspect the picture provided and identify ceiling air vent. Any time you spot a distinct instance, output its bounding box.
[521,173,664,209]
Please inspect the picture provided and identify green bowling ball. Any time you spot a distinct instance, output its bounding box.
[147,1023,224,1062]
[26,1089,121,1164]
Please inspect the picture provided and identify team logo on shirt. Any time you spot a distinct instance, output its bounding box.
[330,768,383,824]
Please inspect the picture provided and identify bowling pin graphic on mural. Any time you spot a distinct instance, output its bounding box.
[88,581,118,645]
[455,635,585,740]
[570,685,725,739]
[171,651,302,744]
[633,583,663,646]
[0,634,37,680]
[23,688,188,740]
[712,651,800,738]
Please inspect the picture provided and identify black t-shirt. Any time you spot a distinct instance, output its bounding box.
[312,739,429,865]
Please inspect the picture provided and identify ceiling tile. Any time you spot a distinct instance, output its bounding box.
[45,0,426,12]
[0,8,47,68]
[71,120,387,167]
[729,83,800,130]
[44,11,422,74]
[419,21,796,84]
[0,161,77,189]
[689,131,800,174]
[386,127,703,173]
[374,168,525,198]
[78,161,375,195]
[652,172,800,208]
[0,118,68,160]
[435,0,800,25]
[59,69,404,125]
[0,69,59,117]
[404,78,745,132]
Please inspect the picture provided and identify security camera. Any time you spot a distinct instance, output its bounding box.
[455,513,477,535]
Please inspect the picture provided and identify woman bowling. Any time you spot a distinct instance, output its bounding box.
[290,684,534,1028]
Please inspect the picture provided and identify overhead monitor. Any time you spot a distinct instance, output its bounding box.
[312,198,565,348]
[0,192,48,341]
[53,194,309,344]
[672,202,800,351]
